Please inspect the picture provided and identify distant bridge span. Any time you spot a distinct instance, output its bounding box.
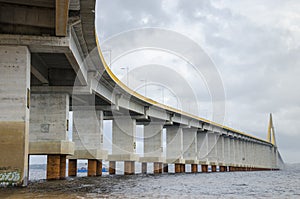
[0,0,284,187]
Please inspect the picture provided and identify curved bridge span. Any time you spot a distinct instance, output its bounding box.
[0,0,284,187]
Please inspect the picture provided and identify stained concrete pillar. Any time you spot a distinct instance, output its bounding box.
[201,165,208,173]
[124,161,135,175]
[96,160,102,176]
[211,165,217,172]
[108,117,139,175]
[175,164,181,173]
[69,109,107,164]
[109,161,116,175]
[0,46,30,186]
[141,162,147,174]
[220,166,226,172]
[198,132,209,168]
[60,155,66,179]
[139,123,164,173]
[207,132,218,166]
[87,159,97,177]
[183,128,199,168]
[166,126,185,166]
[154,162,163,174]
[191,164,198,173]
[163,164,168,173]
[29,93,74,180]
[47,155,61,180]
[68,159,77,177]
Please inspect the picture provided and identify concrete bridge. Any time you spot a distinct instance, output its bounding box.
[0,0,284,187]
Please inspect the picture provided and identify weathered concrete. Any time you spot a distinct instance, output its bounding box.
[124,161,135,175]
[70,110,107,160]
[68,159,77,177]
[191,164,198,173]
[183,128,198,165]
[141,162,147,174]
[163,164,168,173]
[175,164,181,173]
[166,126,185,164]
[201,165,208,173]
[0,45,30,187]
[154,162,163,174]
[29,93,74,155]
[139,123,164,164]
[108,117,139,164]
[87,159,97,177]
[96,160,102,176]
[109,161,116,175]
[47,155,66,180]
[211,165,217,172]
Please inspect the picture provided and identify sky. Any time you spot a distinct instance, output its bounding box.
[95,0,300,164]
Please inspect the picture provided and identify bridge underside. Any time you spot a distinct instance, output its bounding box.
[0,0,284,187]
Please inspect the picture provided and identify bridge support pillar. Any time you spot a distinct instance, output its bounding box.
[29,93,74,180]
[211,165,217,172]
[87,159,97,177]
[0,46,30,186]
[68,159,77,176]
[175,164,181,173]
[109,161,116,175]
[139,122,164,175]
[191,164,198,173]
[220,166,226,172]
[141,162,147,174]
[108,117,139,175]
[163,164,168,173]
[96,160,102,176]
[166,126,185,171]
[47,155,66,180]
[201,165,208,173]
[154,162,163,174]
[124,161,135,175]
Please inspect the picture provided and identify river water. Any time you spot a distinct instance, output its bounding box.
[1,166,300,198]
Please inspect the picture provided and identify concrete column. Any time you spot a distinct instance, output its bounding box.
[181,164,186,173]
[60,155,66,179]
[163,164,168,173]
[87,159,97,177]
[166,126,185,165]
[154,162,163,174]
[141,162,147,174]
[217,136,224,165]
[191,164,198,173]
[109,161,116,175]
[183,128,198,167]
[0,46,30,186]
[201,165,208,173]
[224,137,230,167]
[197,132,209,166]
[139,123,164,172]
[71,109,107,161]
[211,165,217,172]
[68,159,77,176]
[124,161,135,175]
[207,132,218,168]
[220,166,226,172]
[47,155,61,180]
[109,117,138,174]
[96,160,102,176]
[175,164,181,173]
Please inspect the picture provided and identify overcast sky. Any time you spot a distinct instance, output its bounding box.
[96,0,300,163]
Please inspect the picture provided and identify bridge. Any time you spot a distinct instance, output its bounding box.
[0,0,284,187]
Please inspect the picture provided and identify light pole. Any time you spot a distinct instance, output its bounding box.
[120,66,129,86]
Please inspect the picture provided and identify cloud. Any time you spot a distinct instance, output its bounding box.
[96,0,300,163]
